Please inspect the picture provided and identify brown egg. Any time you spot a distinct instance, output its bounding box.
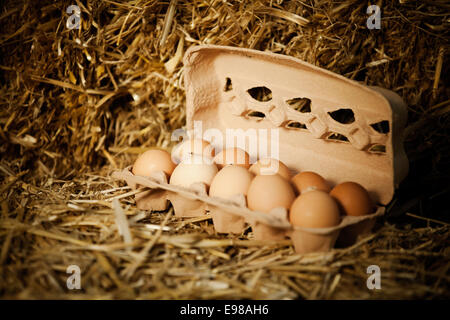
[169,155,218,188]
[289,191,341,228]
[330,182,373,216]
[209,165,254,200]
[247,174,295,213]
[213,147,250,169]
[249,158,291,180]
[132,149,176,178]
[291,171,331,194]
[173,139,215,162]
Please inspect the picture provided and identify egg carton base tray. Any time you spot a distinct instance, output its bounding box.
[112,168,385,253]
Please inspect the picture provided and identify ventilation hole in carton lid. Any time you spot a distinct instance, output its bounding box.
[247,86,272,102]
[368,144,386,153]
[246,111,266,119]
[326,132,349,142]
[286,97,311,113]
[224,77,232,92]
[328,108,355,124]
[370,120,390,134]
[286,121,307,130]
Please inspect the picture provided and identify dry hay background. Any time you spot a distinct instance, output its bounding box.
[0,0,449,299]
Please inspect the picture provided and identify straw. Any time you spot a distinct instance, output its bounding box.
[0,0,448,299]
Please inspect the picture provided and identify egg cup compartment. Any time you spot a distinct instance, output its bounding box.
[118,166,170,211]
[135,189,169,211]
[167,190,208,218]
[336,216,378,247]
[168,181,210,218]
[209,208,246,234]
[252,222,288,241]
[289,229,340,254]
[208,194,247,234]
[247,207,290,241]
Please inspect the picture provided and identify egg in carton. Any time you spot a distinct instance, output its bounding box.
[112,45,409,253]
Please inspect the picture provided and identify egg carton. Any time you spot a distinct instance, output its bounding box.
[112,167,385,253]
[111,45,408,253]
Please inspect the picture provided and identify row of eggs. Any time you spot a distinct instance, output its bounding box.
[132,139,374,230]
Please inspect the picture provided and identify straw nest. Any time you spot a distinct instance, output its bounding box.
[0,0,449,299]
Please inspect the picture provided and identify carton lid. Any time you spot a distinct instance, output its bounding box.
[183,45,408,205]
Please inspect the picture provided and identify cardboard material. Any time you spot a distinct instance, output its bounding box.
[336,217,378,247]
[210,209,246,234]
[290,229,340,254]
[112,168,385,253]
[112,45,408,253]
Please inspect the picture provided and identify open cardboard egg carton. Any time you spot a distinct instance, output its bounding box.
[112,45,409,253]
